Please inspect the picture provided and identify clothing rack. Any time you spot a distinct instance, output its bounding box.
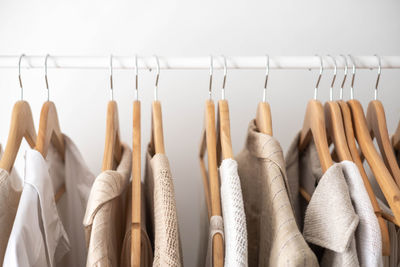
[0,55,400,70]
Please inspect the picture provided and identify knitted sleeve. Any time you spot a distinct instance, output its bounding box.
[220,158,248,267]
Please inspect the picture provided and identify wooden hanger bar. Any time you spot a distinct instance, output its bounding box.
[218,100,233,160]
[131,100,141,267]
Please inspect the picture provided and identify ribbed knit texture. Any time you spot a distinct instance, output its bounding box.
[220,158,248,267]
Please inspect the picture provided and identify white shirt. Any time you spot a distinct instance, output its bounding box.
[3,136,95,267]
[219,158,248,267]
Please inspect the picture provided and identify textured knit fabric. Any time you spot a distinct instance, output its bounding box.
[204,216,224,267]
[285,133,360,267]
[219,158,248,267]
[3,135,95,267]
[340,161,383,267]
[0,145,23,264]
[83,144,132,267]
[144,144,182,267]
[236,120,318,267]
[120,181,153,267]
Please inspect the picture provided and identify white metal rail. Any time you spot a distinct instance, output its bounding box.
[0,55,399,70]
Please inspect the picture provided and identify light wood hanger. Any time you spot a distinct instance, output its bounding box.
[35,55,66,202]
[150,56,165,155]
[217,56,233,161]
[102,56,122,171]
[335,55,390,255]
[0,55,37,173]
[255,55,272,135]
[324,55,352,161]
[198,58,224,267]
[366,56,400,188]
[131,57,141,267]
[347,55,400,226]
[298,56,333,201]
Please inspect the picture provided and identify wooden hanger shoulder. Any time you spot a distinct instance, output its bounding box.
[151,100,165,155]
[367,100,400,187]
[255,101,272,135]
[348,99,400,225]
[102,100,122,171]
[218,99,233,160]
[324,101,352,161]
[0,101,36,173]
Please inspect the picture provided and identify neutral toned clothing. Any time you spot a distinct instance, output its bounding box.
[3,136,95,267]
[236,120,318,267]
[144,144,182,267]
[286,133,360,267]
[219,158,248,267]
[340,161,383,267]
[0,145,23,263]
[83,144,132,267]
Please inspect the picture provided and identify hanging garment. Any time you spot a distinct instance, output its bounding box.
[3,136,95,267]
[219,158,248,267]
[120,182,154,267]
[340,161,383,267]
[0,145,23,264]
[235,120,318,267]
[285,133,360,267]
[83,144,135,266]
[144,144,183,267]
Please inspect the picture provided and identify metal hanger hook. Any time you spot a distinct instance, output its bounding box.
[221,55,227,100]
[374,54,381,100]
[327,55,337,101]
[209,55,213,100]
[263,55,269,102]
[44,54,50,101]
[339,54,348,100]
[154,55,160,101]
[109,54,114,101]
[314,55,323,100]
[348,55,356,100]
[18,54,26,100]
[134,55,139,101]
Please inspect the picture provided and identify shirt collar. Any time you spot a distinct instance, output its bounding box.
[24,148,71,264]
[245,120,286,173]
[302,161,360,253]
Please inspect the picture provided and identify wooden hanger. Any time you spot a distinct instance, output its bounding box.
[255,56,272,135]
[102,56,122,171]
[0,55,37,173]
[366,57,400,188]
[150,56,165,155]
[346,55,400,225]
[335,55,390,255]
[131,58,141,267]
[217,56,233,161]
[298,57,333,201]
[198,58,224,267]
[324,56,352,161]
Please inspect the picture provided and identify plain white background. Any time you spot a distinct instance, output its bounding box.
[0,0,400,265]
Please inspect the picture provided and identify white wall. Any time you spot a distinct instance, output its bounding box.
[0,0,400,265]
